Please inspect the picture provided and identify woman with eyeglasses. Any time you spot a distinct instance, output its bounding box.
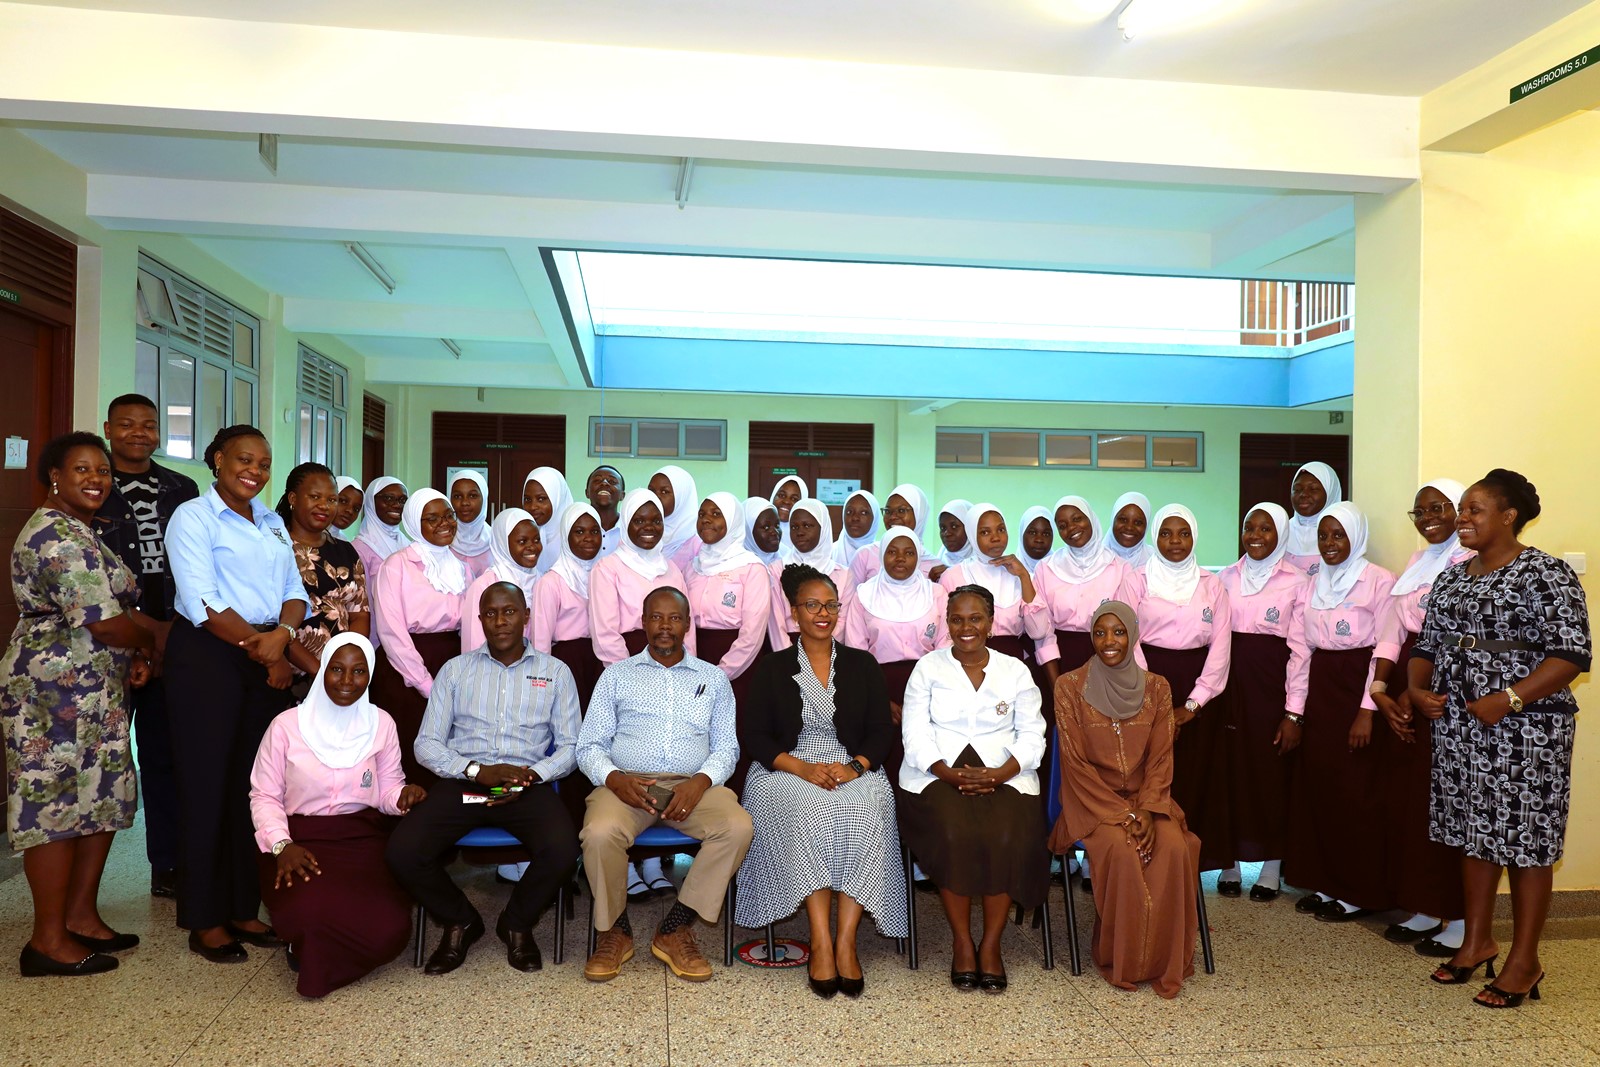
[737,564,906,999]
[371,489,467,786]
[848,483,935,584]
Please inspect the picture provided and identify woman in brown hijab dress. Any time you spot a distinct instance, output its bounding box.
[1050,600,1200,999]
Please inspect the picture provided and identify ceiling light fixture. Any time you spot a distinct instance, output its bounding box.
[345,241,396,295]
[441,338,462,359]
[1115,0,1141,40]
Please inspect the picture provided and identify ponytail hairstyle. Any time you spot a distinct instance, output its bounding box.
[781,562,837,606]
[1475,468,1542,534]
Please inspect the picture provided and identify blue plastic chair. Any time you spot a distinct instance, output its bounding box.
[412,825,574,967]
[1047,750,1215,976]
[583,823,738,967]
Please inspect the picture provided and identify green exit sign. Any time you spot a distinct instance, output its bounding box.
[0,287,20,304]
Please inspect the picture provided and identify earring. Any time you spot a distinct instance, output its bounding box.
[50,482,58,495]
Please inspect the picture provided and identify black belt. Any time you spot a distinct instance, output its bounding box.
[1447,635,1542,653]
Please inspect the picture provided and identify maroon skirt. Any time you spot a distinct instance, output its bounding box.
[1143,642,1231,872]
[1375,633,1463,918]
[1053,629,1095,674]
[699,626,759,797]
[1285,646,1388,907]
[1223,632,1296,863]
[878,658,918,789]
[622,629,647,656]
[371,630,459,788]
[257,810,412,998]
[550,636,605,831]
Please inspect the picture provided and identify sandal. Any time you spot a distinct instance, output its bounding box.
[1431,953,1496,985]
[1475,972,1542,1008]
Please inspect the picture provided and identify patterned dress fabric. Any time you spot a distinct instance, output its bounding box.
[2,508,139,849]
[291,537,369,668]
[1417,549,1591,867]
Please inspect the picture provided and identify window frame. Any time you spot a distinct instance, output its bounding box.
[295,344,350,472]
[935,427,1205,473]
[586,416,728,461]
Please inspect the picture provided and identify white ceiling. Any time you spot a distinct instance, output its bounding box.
[11,0,1591,93]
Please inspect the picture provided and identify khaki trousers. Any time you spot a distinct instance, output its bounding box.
[580,777,753,932]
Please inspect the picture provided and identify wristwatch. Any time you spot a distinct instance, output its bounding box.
[278,623,296,638]
[271,839,291,855]
[465,761,482,781]
[1284,712,1304,725]
[1184,699,1200,715]
[846,758,866,778]
[1506,687,1524,713]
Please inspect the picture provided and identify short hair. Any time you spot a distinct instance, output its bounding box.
[480,580,528,610]
[780,563,837,606]
[202,424,269,475]
[273,461,335,524]
[106,393,157,419]
[37,431,110,487]
[948,583,995,616]
[644,585,689,614]
[1476,468,1542,534]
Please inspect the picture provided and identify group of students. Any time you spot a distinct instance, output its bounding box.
[5,397,1588,1011]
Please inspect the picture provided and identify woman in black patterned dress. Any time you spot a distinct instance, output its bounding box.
[1409,469,1590,1008]
[275,463,370,690]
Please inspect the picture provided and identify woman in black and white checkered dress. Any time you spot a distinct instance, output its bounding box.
[736,564,908,999]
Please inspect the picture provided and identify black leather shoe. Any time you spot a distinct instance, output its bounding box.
[497,917,543,973]
[838,974,864,998]
[188,930,247,963]
[1217,879,1243,898]
[1314,902,1373,924]
[71,929,140,953]
[1414,937,1461,959]
[1249,884,1281,902]
[1295,894,1328,913]
[1385,921,1444,944]
[20,943,118,977]
[150,869,178,899]
[808,973,840,998]
[950,967,979,991]
[978,971,1008,993]
[1079,878,1093,894]
[228,924,286,948]
[424,917,484,975]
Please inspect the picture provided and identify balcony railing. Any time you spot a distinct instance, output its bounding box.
[1241,281,1353,347]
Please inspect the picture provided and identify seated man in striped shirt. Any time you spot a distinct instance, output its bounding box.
[577,586,752,983]
[385,582,582,976]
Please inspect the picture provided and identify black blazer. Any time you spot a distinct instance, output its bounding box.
[743,642,897,772]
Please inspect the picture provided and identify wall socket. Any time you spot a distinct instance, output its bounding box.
[1564,552,1586,575]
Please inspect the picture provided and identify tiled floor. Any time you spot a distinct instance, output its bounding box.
[4,815,1598,1067]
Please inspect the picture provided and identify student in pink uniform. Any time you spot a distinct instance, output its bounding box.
[1034,496,1133,689]
[1284,501,1396,921]
[460,508,540,654]
[352,477,408,649]
[1104,491,1154,569]
[371,489,466,786]
[650,464,702,573]
[587,488,695,666]
[1017,506,1052,577]
[849,482,936,584]
[521,467,573,578]
[830,489,882,571]
[936,503,1050,664]
[928,498,975,582]
[771,498,855,647]
[841,527,951,723]
[1371,479,1472,955]
[1214,503,1309,901]
[1117,503,1233,872]
[447,469,493,579]
[327,476,362,542]
[1283,462,1343,576]
[770,474,808,553]
[743,497,788,650]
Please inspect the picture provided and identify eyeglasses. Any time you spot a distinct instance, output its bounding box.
[880,505,915,519]
[1405,502,1455,522]
[799,599,842,615]
[420,509,457,526]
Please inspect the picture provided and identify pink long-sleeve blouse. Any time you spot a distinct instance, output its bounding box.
[1217,557,1312,707]
[1286,565,1397,716]
[936,561,1051,640]
[531,570,590,651]
[248,708,407,853]
[1117,567,1233,707]
[373,547,463,698]
[686,561,772,680]
[839,583,952,663]
[1373,547,1474,661]
[586,554,695,666]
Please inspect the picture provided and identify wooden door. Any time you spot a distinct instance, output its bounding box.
[1237,432,1351,530]
[431,412,566,520]
[361,393,386,484]
[747,422,874,532]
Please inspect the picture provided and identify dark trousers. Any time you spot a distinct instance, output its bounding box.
[131,674,179,872]
[165,618,294,930]
[385,779,579,931]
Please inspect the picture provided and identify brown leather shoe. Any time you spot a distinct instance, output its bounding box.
[651,925,712,982]
[584,926,635,982]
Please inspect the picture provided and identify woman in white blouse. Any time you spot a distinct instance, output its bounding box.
[899,584,1050,994]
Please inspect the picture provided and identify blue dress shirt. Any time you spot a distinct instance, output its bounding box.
[415,641,582,782]
[578,649,739,788]
[167,486,309,626]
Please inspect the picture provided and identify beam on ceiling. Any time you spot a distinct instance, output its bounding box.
[503,245,586,388]
[358,355,569,389]
[281,298,544,341]
[1209,197,1355,278]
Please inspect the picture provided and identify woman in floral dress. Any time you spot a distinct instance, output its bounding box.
[275,462,370,690]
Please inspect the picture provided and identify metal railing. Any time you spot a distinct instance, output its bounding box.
[1240,281,1353,347]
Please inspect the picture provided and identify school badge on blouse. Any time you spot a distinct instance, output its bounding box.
[1265,606,1281,624]
[722,591,737,608]
[1201,607,1214,624]
[361,769,373,788]
[1335,619,1352,637]
[924,623,937,640]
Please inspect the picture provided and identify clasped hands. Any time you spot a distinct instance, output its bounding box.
[1405,685,1510,727]
[1119,808,1156,867]
[238,626,295,690]
[933,756,1020,797]
[607,770,710,822]
[477,764,541,806]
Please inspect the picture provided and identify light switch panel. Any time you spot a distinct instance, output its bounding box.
[1564,552,1587,576]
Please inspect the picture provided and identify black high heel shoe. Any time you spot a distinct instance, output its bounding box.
[838,974,864,998]
[950,966,979,991]
[978,971,1008,993]
[1430,953,1497,985]
[808,968,840,999]
[1475,972,1542,1008]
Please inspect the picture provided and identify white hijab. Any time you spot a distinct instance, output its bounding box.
[1311,501,1370,610]
[960,503,1021,608]
[297,632,381,770]
[936,498,975,568]
[652,465,700,561]
[1392,478,1470,596]
[1105,491,1154,567]
[785,498,836,572]
[615,488,669,580]
[354,476,408,561]
[883,482,936,563]
[329,475,361,541]
[771,475,809,551]
[1235,502,1291,598]
[488,507,541,606]
[1018,505,1052,576]
[830,489,882,568]
[743,496,783,566]
[522,467,573,577]
[857,528,935,622]
[550,502,600,599]
[400,489,469,595]
[1143,503,1202,605]
[695,493,761,576]
[448,469,492,557]
[1285,462,1343,558]
[1047,495,1116,585]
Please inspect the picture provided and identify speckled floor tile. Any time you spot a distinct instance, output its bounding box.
[1146,1034,1600,1066]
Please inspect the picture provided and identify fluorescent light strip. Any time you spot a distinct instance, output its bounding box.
[440,338,462,359]
[345,241,396,294]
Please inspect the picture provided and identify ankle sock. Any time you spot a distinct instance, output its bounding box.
[1218,864,1242,885]
[640,857,667,884]
[1401,912,1441,931]
[1256,860,1282,890]
[658,901,696,935]
[627,863,648,892]
[611,911,632,936]
[1433,919,1465,949]
[1079,853,1092,878]
[497,862,528,882]
[1334,899,1361,915]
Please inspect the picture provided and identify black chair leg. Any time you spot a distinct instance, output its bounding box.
[1062,856,1082,976]
[724,881,736,967]
[902,842,919,970]
[1039,903,1054,971]
[414,904,427,967]
[587,893,598,959]
[765,924,776,963]
[554,882,566,966]
[1196,881,1215,974]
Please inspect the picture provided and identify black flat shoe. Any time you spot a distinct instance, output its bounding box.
[1079,878,1093,894]
[950,967,979,991]
[1295,894,1329,913]
[228,924,286,948]
[1431,953,1497,985]
[424,916,485,975]
[286,946,300,973]
[1475,972,1542,1008]
[1216,879,1243,898]
[1313,902,1372,923]
[71,929,140,953]
[978,971,1008,993]
[808,973,840,998]
[188,931,247,964]
[150,869,178,899]
[19,943,118,977]
[1249,884,1280,902]
[1415,937,1461,959]
[838,974,864,998]
[497,917,543,973]
[1385,921,1444,944]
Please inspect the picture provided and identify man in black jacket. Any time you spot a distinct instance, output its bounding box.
[97,393,198,897]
